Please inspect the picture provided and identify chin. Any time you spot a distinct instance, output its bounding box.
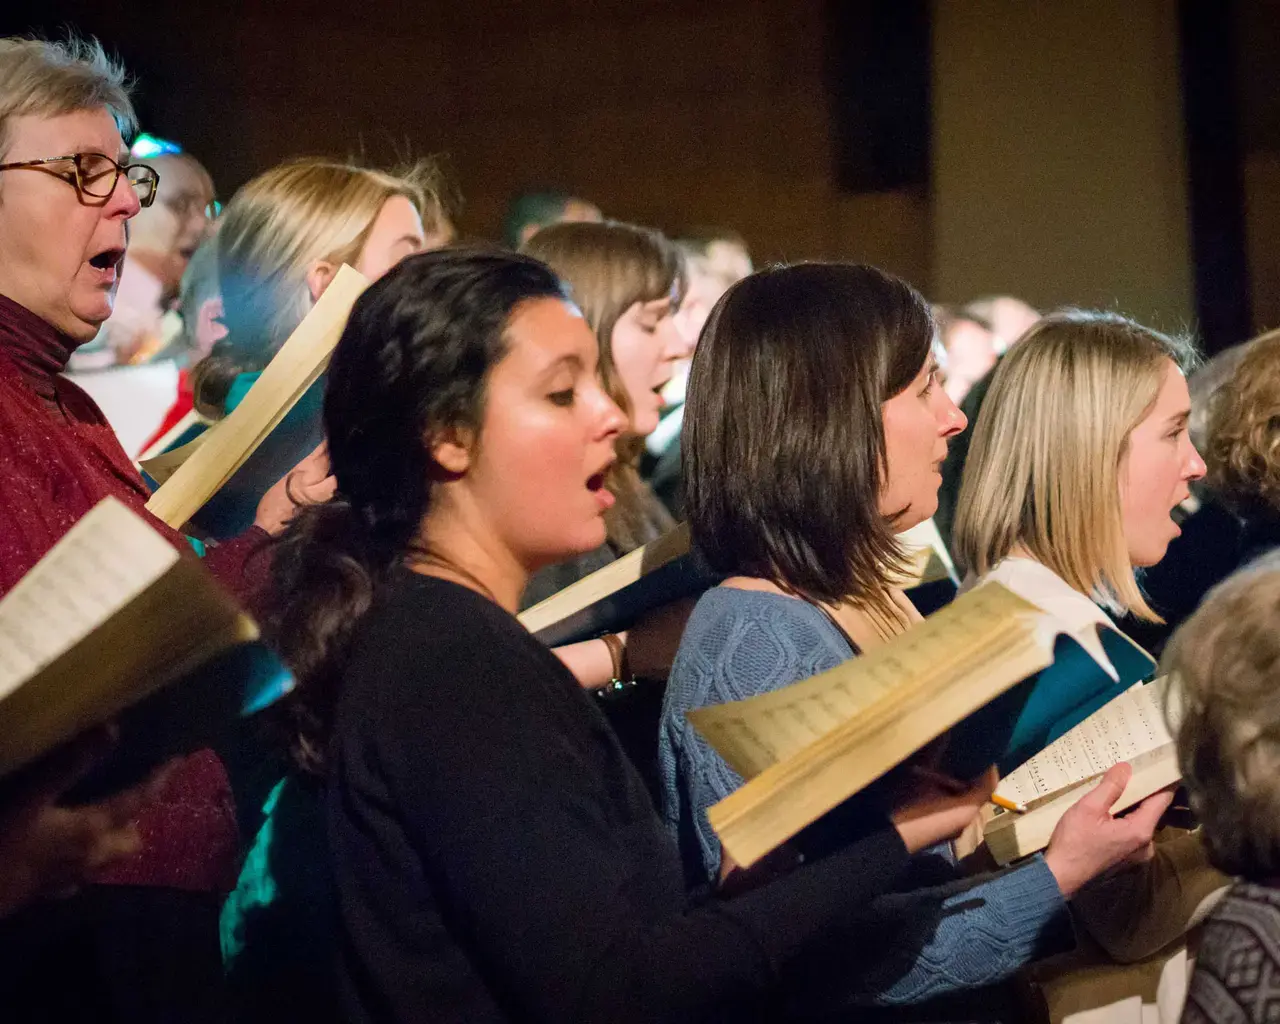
[1130,541,1171,569]
[62,313,109,344]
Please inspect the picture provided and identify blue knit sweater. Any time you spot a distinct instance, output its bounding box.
[657,586,1075,1005]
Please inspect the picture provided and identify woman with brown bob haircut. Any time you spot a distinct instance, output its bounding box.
[659,264,1166,1011]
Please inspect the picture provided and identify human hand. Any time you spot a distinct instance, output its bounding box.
[891,765,998,854]
[253,442,336,536]
[0,729,173,918]
[1043,762,1175,898]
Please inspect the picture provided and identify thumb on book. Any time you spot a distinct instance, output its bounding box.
[1078,761,1133,814]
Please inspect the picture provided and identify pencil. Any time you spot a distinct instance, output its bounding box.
[990,793,1027,814]
[908,764,1027,814]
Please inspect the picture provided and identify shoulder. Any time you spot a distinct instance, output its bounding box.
[667,586,851,708]
[974,558,1116,633]
[342,572,576,729]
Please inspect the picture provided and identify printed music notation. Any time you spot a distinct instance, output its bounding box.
[0,501,175,699]
[687,583,1043,780]
[995,680,1172,804]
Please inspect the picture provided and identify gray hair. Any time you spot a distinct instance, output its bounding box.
[1163,554,1280,879]
[0,36,136,159]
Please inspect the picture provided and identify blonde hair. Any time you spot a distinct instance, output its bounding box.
[0,36,135,159]
[523,221,685,552]
[1205,332,1280,518]
[192,157,449,417]
[953,310,1196,621]
[1163,555,1280,878]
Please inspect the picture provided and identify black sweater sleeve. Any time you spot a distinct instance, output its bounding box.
[331,580,908,1023]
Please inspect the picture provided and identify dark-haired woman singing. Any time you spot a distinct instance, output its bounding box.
[267,248,995,1023]
[659,263,1172,1012]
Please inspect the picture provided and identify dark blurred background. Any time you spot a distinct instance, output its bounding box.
[10,0,1280,355]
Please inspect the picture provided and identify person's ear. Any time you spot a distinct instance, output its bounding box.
[431,427,474,475]
[305,259,338,302]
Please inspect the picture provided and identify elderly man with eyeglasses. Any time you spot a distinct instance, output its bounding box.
[0,35,310,1023]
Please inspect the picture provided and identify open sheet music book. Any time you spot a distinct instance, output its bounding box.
[0,498,293,799]
[984,680,1180,864]
[144,264,368,532]
[519,524,720,646]
[688,583,1154,868]
[520,520,955,647]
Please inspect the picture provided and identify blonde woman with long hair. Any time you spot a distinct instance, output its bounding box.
[171,158,452,536]
[193,156,452,418]
[953,310,1228,1024]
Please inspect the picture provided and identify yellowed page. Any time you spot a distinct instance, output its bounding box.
[985,741,1180,865]
[137,408,208,467]
[704,591,1054,866]
[0,498,177,700]
[517,522,691,635]
[139,432,206,487]
[0,498,258,778]
[688,582,1044,780]
[996,680,1172,805]
[146,264,368,529]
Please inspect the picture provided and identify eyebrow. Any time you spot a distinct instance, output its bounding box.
[1166,409,1190,427]
[539,353,584,378]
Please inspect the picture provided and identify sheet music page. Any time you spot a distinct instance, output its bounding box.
[996,679,1172,804]
[146,264,368,528]
[687,583,1043,779]
[0,499,176,701]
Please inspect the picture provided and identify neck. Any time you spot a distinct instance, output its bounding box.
[409,510,528,614]
[0,292,81,401]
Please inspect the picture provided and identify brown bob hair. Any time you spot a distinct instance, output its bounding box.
[684,262,934,608]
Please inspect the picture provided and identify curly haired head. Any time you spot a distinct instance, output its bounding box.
[1162,554,1280,878]
[1206,332,1280,519]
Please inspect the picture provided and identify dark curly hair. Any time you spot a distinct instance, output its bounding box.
[268,247,566,776]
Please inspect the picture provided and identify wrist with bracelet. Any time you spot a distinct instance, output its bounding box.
[598,632,637,696]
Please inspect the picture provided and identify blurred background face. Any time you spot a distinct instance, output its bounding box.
[941,316,997,403]
[609,295,691,435]
[126,153,215,300]
[703,239,752,285]
[0,107,141,340]
[517,195,603,248]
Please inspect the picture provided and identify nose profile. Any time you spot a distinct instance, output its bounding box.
[659,317,694,361]
[110,172,143,218]
[1185,442,1207,481]
[595,388,627,440]
[940,391,967,437]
